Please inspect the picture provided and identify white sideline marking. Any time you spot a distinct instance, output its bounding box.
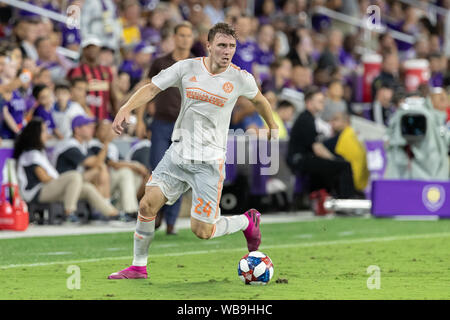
[2,232,450,270]
[293,234,313,239]
[338,231,355,237]
[37,251,72,256]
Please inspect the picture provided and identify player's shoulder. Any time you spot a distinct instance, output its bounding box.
[228,63,256,86]
[229,63,252,78]
[181,57,203,66]
[169,57,202,72]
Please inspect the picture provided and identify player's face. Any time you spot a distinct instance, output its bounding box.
[208,33,236,68]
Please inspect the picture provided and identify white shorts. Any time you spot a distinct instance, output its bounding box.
[146,144,226,224]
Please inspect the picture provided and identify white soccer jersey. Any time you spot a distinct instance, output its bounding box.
[151,57,259,161]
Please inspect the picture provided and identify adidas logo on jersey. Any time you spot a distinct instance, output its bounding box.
[189,76,197,82]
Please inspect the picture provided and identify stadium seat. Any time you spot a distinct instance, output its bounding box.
[27,201,65,225]
[27,200,91,225]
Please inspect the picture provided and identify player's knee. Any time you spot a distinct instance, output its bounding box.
[139,196,158,218]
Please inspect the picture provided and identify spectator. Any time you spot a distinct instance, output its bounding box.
[67,36,118,120]
[288,27,314,67]
[191,23,209,57]
[291,64,312,93]
[35,37,72,83]
[322,80,347,122]
[1,87,27,139]
[254,24,276,84]
[430,87,450,122]
[323,111,369,193]
[31,84,63,140]
[33,67,54,91]
[231,14,259,73]
[140,5,167,47]
[371,51,401,100]
[91,119,149,216]
[372,84,395,126]
[116,71,131,106]
[119,42,155,90]
[377,33,398,56]
[99,47,116,69]
[261,89,290,140]
[257,0,278,26]
[80,0,122,53]
[204,0,225,25]
[261,57,292,95]
[310,0,332,32]
[276,99,296,134]
[120,0,143,48]
[429,53,446,88]
[413,36,430,60]
[60,21,81,53]
[14,117,119,224]
[0,58,27,140]
[51,115,111,200]
[317,29,344,72]
[13,19,39,61]
[287,87,357,200]
[69,77,94,118]
[52,82,88,139]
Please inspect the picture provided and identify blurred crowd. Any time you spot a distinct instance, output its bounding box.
[0,0,449,219]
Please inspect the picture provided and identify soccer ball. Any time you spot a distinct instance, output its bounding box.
[238,251,274,285]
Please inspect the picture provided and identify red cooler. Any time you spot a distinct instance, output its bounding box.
[362,54,382,102]
[404,59,430,92]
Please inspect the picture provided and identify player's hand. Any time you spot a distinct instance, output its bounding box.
[112,107,130,135]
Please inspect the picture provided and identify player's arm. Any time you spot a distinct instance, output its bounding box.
[249,91,279,140]
[112,81,162,135]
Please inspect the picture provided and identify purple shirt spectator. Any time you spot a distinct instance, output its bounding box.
[387,21,415,53]
[33,104,56,134]
[61,25,81,48]
[311,14,331,32]
[232,40,259,73]
[339,48,358,70]
[140,27,161,46]
[0,90,27,139]
[119,60,143,89]
[255,47,275,83]
[430,72,444,88]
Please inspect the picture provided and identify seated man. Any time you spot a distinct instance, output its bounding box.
[323,112,369,194]
[89,119,149,216]
[286,87,357,212]
[51,115,111,200]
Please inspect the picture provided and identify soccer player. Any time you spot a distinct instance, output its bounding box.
[108,23,278,280]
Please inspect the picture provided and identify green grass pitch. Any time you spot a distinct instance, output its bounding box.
[1,217,450,300]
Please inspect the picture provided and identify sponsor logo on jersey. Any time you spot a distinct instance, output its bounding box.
[186,87,227,107]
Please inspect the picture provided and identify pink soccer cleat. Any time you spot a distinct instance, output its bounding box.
[243,208,261,252]
[107,266,148,279]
